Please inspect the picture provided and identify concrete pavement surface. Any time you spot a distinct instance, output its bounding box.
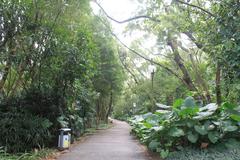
[57,120,153,160]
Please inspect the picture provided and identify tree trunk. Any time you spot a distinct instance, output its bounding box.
[168,39,198,92]
[216,62,222,105]
[0,60,11,92]
[184,32,215,103]
[105,90,113,123]
[95,96,101,129]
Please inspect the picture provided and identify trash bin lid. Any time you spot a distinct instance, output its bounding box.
[59,128,71,132]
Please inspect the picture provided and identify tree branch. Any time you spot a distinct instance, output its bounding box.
[93,12,183,84]
[167,38,198,91]
[183,31,204,49]
[93,0,160,23]
[175,0,215,17]
[117,50,139,84]
[114,34,183,82]
[132,61,148,79]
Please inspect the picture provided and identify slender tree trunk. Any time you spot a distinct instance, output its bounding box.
[151,71,155,112]
[96,97,100,129]
[0,60,11,91]
[106,90,113,123]
[216,62,222,105]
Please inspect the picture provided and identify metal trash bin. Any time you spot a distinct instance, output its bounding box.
[58,128,71,150]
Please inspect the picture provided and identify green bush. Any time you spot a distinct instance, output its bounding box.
[0,87,96,152]
[0,109,52,152]
[129,97,240,158]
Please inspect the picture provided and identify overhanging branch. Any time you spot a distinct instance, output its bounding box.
[117,52,139,84]
[92,13,184,84]
[175,0,215,17]
[93,0,161,23]
[113,32,182,81]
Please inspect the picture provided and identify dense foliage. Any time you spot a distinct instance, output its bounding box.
[0,0,124,152]
[114,0,240,118]
[108,1,240,158]
[0,0,239,159]
[129,97,240,158]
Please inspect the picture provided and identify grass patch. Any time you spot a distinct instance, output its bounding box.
[85,128,97,134]
[0,148,55,160]
[85,122,112,133]
[97,123,110,129]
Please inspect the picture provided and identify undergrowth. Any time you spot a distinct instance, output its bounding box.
[167,139,240,160]
[129,97,240,158]
[0,148,55,160]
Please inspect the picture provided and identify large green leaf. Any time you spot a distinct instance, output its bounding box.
[223,125,238,132]
[199,103,218,112]
[145,114,160,126]
[179,107,199,117]
[221,102,237,110]
[230,114,240,122]
[168,127,185,137]
[57,116,69,127]
[156,103,171,109]
[143,122,152,128]
[173,99,183,109]
[204,121,215,131]
[208,131,220,143]
[148,140,160,151]
[155,110,171,114]
[132,115,144,123]
[183,96,195,108]
[222,120,238,132]
[187,131,199,143]
[142,112,153,119]
[151,126,164,132]
[227,109,240,122]
[193,103,218,120]
[194,125,208,135]
[160,149,169,159]
[186,120,196,128]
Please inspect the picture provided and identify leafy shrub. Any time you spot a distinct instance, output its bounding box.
[0,109,52,152]
[0,87,96,152]
[57,113,84,140]
[129,97,240,158]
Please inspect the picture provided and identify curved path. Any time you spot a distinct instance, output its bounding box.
[57,120,154,160]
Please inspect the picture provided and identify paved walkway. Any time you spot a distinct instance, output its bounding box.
[57,120,153,160]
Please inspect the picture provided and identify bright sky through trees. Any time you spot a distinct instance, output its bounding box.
[91,0,157,47]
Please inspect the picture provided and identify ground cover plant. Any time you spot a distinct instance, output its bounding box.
[0,148,54,160]
[166,139,240,160]
[129,97,240,158]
